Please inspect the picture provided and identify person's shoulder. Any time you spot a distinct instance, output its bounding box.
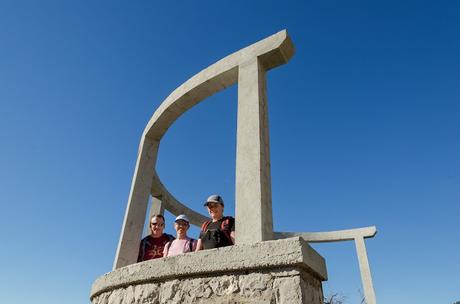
[223,216,235,222]
[163,233,175,240]
[140,235,152,243]
[201,219,211,229]
[222,216,235,229]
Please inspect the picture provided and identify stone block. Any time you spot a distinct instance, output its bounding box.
[91,238,326,304]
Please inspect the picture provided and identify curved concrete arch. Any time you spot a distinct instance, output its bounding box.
[144,30,294,225]
[150,172,208,226]
[142,29,294,142]
[112,29,378,304]
[114,30,295,270]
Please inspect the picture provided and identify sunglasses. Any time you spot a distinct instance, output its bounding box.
[175,221,189,226]
[150,222,164,227]
[207,203,221,208]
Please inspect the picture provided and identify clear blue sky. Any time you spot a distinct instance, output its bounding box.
[0,1,459,303]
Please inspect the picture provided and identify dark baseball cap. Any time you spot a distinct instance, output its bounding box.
[204,194,224,206]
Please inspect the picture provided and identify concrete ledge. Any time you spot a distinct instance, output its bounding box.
[91,237,327,300]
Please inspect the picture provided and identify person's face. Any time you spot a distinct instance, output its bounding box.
[174,220,189,236]
[150,216,165,237]
[206,203,224,220]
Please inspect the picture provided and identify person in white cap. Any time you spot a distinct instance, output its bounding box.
[195,194,235,251]
[163,214,197,257]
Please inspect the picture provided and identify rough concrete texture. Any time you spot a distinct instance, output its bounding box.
[113,30,294,269]
[275,226,377,304]
[91,238,326,304]
[92,269,323,304]
[235,56,273,244]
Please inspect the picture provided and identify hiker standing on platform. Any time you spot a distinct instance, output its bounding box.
[137,214,174,262]
[195,195,235,251]
[163,214,197,257]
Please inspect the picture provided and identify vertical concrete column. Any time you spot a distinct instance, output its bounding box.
[144,196,164,236]
[235,57,273,244]
[355,236,377,304]
[113,137,158,270]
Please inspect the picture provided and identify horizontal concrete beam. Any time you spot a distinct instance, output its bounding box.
[275,226,378,304]
[274,226,377,243]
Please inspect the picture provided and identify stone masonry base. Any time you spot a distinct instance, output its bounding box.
[91,237,327,304]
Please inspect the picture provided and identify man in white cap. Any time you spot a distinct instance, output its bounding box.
[163,214,197,257]
[195,194,235,251]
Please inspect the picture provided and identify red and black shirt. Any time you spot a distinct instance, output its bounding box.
[199,216,235,250]
[137,233,174,262]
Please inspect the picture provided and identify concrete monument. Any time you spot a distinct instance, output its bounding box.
[90,30,377,304]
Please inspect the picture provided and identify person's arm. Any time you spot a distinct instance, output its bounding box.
[163,243,169,257]
[195,238,203,251]
[137,239,144,262]
[230,231,235,244]
[230,217,236,244]
[191,239,198,252]
[195,228,205,251]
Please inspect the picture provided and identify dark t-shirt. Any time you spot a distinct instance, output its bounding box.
[137,233,174,262]
[199,216,235,250]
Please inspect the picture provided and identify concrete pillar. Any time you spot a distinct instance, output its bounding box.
[113,138,158,270]
[235,57,273,244]
[355,236,377,304]
[144,196,164,237]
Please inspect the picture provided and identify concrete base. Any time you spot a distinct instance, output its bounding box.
[91,237,327,304]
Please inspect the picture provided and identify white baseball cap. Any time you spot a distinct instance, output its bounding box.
[175,214,190,223]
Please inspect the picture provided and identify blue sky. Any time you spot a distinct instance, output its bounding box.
[0,1,459,303]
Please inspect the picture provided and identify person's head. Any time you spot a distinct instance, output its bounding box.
[174,214,190,238]
[204,194,224,221]
[149,214,165,238]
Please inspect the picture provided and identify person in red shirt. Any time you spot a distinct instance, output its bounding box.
[137,214,174,262]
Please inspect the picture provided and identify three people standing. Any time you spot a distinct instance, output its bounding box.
[138,194,235,262]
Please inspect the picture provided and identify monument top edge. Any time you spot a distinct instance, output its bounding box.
[142,29,295,141]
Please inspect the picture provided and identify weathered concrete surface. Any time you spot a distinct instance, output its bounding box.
[92,270,323,304]
[235,56,273,244]
[355,236,376,304]
[114,138,159,270]
[275,226,377,304]
[113,30,294,269]
[274,226,377,243]
[92,238,326,304]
